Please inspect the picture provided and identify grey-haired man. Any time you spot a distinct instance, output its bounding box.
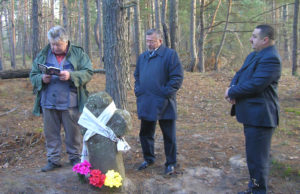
[30,26,93,172]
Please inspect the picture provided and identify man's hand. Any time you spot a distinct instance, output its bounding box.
[225,87,236,104]
[42,74,52,84]
[59,71,70,81]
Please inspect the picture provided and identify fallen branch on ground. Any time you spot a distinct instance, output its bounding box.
[0,107,18,117]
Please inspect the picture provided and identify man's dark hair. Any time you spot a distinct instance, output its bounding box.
[256,24,275,40]
[146,28,162,39]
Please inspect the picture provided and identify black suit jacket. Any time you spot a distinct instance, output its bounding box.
[228,45,281,128]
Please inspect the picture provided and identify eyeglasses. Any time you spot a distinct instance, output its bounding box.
[146,40,157,44]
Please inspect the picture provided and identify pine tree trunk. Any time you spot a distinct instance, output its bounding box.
[292,0,299,75]
[0,4,4,70]
[22,0,28,67]
[102,0,129,109]
[214,0,232,71]
[151,0,155,28]
[43,3,48,47]
[4,4,11,62]
[50,0,54,27]
[197,0,205,72]
[161,0,169,47]
[187,0,197,72]
[94,0,103,67]
[134,0,142,60]
[154,0,161,31]
[63,0,68,31]
[83,0,91,57]
[16,0,22,54]
[169,0,179,50]
[9,0,16,69]
[146,1,152,29]
[32,0,40,61]
[26,1,31,57]
[127,7,132,63]
[282,4,290,61]
[77,0,82,46]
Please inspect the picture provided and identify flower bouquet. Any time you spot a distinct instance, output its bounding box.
[73,161,123,189]
[72,160,91,183]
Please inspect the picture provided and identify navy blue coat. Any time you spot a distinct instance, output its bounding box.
[228,45,281,128]
[134,46,184,121]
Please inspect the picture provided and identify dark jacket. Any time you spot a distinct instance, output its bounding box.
[30,43,93,116]
[228,45,281,127]
[134,46,184,121]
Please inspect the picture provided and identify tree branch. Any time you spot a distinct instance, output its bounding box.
[250,3,294,20]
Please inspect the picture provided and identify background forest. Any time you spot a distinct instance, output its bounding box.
[0,0,299,75]
[0,1,300,193]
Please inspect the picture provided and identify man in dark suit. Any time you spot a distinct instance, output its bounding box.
[225,24,281,194]
[134,29,183,175]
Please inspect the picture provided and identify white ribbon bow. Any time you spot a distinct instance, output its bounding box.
[78,101,130,162]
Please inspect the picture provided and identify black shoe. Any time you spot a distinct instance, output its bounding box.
[164,165,175,175]
[237,189,252,194]
[70,158,81,166]
[137,161,154,170]
[41,162,62,172]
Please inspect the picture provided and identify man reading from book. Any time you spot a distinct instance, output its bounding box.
[30,26,93,172]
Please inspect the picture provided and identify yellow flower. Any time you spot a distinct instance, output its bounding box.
[104,170,123,188]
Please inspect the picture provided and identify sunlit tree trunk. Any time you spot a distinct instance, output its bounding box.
[187,0,197,72]
[22,0,28,67]
[214,0,232,71]
[282,4,290,61]
[154,0,161,31]
[94,0,103,67]
[161,0,169,47]
[63,0,68,31]
[83,0,91,57]
[16,0,22,54]
[169,0,179,50]
[50,0,54,27]
[197,0,205,72]
[32,0,40,61]
[134,0,142,60]
[26,1,31,57]
[0,3,4,70]
[9,0,16,69]
[292,0,299,75]
[146,1,153,29]
[102,0,129,109]
[77,0,82,46]
[151,0,155,28]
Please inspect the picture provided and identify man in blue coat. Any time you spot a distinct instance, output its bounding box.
[225,24,281,194]
[134,29,183,175]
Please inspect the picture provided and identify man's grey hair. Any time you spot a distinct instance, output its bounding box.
[146,28,162,40]
[47,26,69,42]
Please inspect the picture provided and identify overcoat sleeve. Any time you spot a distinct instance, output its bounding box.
[69,49,93,87]
[162,51,184,98]
[228,55,281,99]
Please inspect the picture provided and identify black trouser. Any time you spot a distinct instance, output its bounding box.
[139,119,177,166]
[244,125,275,194]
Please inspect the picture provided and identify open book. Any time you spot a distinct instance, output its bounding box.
[38,64,61,76]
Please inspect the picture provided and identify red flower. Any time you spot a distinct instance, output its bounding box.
[89,169,106,188]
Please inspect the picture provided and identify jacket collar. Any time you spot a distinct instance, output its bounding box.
[255,45,275,58]
[155,45,166,57]
[145,45,166,58]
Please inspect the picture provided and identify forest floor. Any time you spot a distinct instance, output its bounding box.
[0,68,299,194]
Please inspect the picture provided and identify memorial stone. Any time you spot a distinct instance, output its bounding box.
[80,91,131,180]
